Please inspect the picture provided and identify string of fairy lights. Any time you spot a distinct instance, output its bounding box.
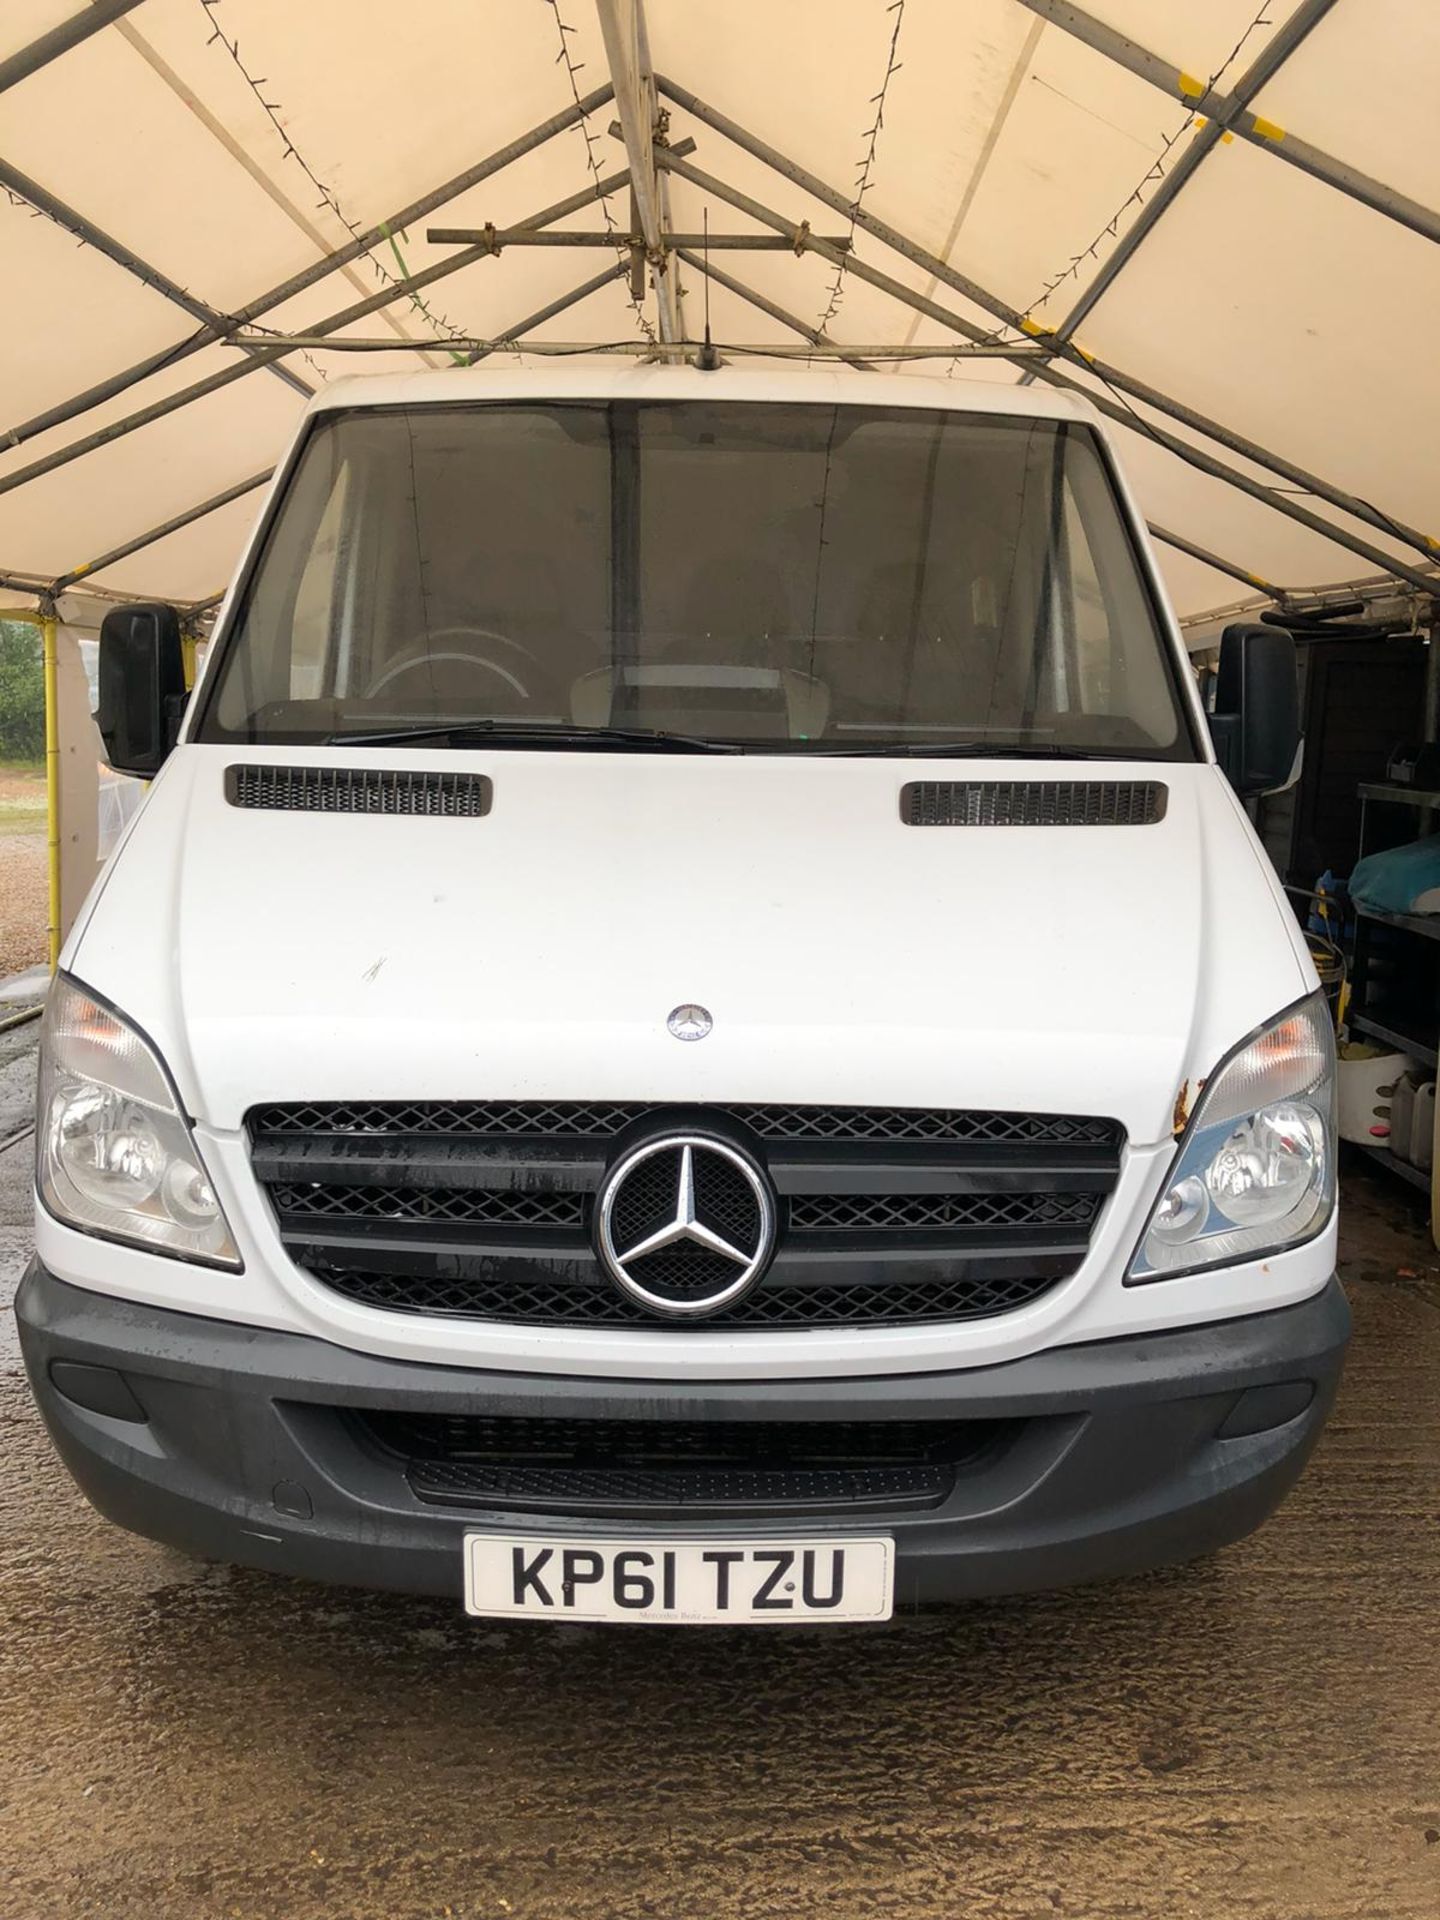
[196,0,472,367]
[996,2,1278,342]
[814,0,906,339]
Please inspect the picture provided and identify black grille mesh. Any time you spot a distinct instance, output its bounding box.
[269,1183,584,1229]
[788,1190,1101,1233]
[310,1263,1063,1327]
[251,1099,1121,1149]
[368,1411,979,1466]
[407,1459,951,1510]
[901,780,1167,828]
[226,764,492,816]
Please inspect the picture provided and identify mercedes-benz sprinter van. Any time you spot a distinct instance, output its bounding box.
[18,366,1347,1624]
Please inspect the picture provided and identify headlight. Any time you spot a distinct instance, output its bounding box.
[1128,992,1335,1282]
[37,977,240,1268]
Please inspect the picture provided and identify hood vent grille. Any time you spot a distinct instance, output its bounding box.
[901,779,1167,828]
[225,764,492,817]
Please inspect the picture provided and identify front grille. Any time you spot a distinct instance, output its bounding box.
[225,764,492,816]
[251,1100,1122,1331]
[356,1410,1008,1514]
[901,780,1167,828]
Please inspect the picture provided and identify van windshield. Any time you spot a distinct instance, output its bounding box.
[197,400,1193,758]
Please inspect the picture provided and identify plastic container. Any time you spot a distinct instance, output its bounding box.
[1337,1042,1409,1146]
[1412,1082,1436,1171]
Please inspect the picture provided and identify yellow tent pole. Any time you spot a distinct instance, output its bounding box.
[41,606,60,969]
[1,603,62,970]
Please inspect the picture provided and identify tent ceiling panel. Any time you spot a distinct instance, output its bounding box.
[656,137,1011,343]
[101,0,600,287]
[0,0,1433,622]
[649,0,1035,275]
[0,345,300,580]
[1248,0,1440,211]
[3,27,336,310]
[0,194,197,425]
[1076,136,1440,540]
[0,2,79,61]
[84,484,268,602]
[915,23,1206,321]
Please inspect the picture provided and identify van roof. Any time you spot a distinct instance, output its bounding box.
[304,361,1104,426]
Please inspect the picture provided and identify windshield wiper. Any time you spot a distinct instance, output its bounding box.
[330,721,747,753]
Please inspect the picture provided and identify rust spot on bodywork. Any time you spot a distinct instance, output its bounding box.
[1173,1082,1191,1136]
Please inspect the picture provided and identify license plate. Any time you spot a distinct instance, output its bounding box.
[464,1533,894,1624]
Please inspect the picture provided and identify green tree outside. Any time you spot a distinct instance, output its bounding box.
[0,619,45,763]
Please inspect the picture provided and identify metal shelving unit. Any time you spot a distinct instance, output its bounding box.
[1349,1139,1433,1194]
[1347,785,1440,1202]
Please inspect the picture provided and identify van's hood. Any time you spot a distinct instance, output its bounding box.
[70,747,1310,1145]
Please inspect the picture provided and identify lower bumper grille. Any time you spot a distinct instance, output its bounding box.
[358,1411,1008,1515]
[408,1459,952,1513]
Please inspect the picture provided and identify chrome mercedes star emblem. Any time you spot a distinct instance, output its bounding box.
[667,1003,713,1042]
[595,1134,775,1318]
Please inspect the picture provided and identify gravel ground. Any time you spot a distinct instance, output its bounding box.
[1,1040,1438,1920]
[0,768,47,976]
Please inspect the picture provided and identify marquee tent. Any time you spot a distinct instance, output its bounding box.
[1,0,1437,942]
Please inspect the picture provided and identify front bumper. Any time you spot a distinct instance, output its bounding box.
[17,1262,1350,1605]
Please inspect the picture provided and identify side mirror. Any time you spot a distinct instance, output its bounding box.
[95,603,187,779]
[1208,621,1299,796]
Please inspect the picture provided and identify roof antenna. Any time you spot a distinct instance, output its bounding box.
[696,206,720,370]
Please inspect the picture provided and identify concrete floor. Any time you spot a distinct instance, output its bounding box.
[2,1023,1438,1920]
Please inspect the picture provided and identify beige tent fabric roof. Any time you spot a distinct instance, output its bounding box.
[1,0,1436,621]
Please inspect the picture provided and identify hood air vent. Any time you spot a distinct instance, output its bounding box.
[901,780,1167,828]
[225,765,492,817]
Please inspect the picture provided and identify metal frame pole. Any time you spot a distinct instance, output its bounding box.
[0,1,145,97]
[1,85,617,451]
[655,75,1437,563]
[425,229,850,250]
[657,148,1438,595]
[1143,524,1284,597]
[676,250,1281,597]
[594,0,677,342]
[0,167,636,504]
[1011,0,1440,249]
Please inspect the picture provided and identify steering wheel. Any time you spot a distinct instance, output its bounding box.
[364,625,563,711]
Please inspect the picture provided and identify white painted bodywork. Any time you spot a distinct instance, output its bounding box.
[40,368,1332,1381]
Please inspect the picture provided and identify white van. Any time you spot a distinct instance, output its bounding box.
[19,366,1347,1625]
